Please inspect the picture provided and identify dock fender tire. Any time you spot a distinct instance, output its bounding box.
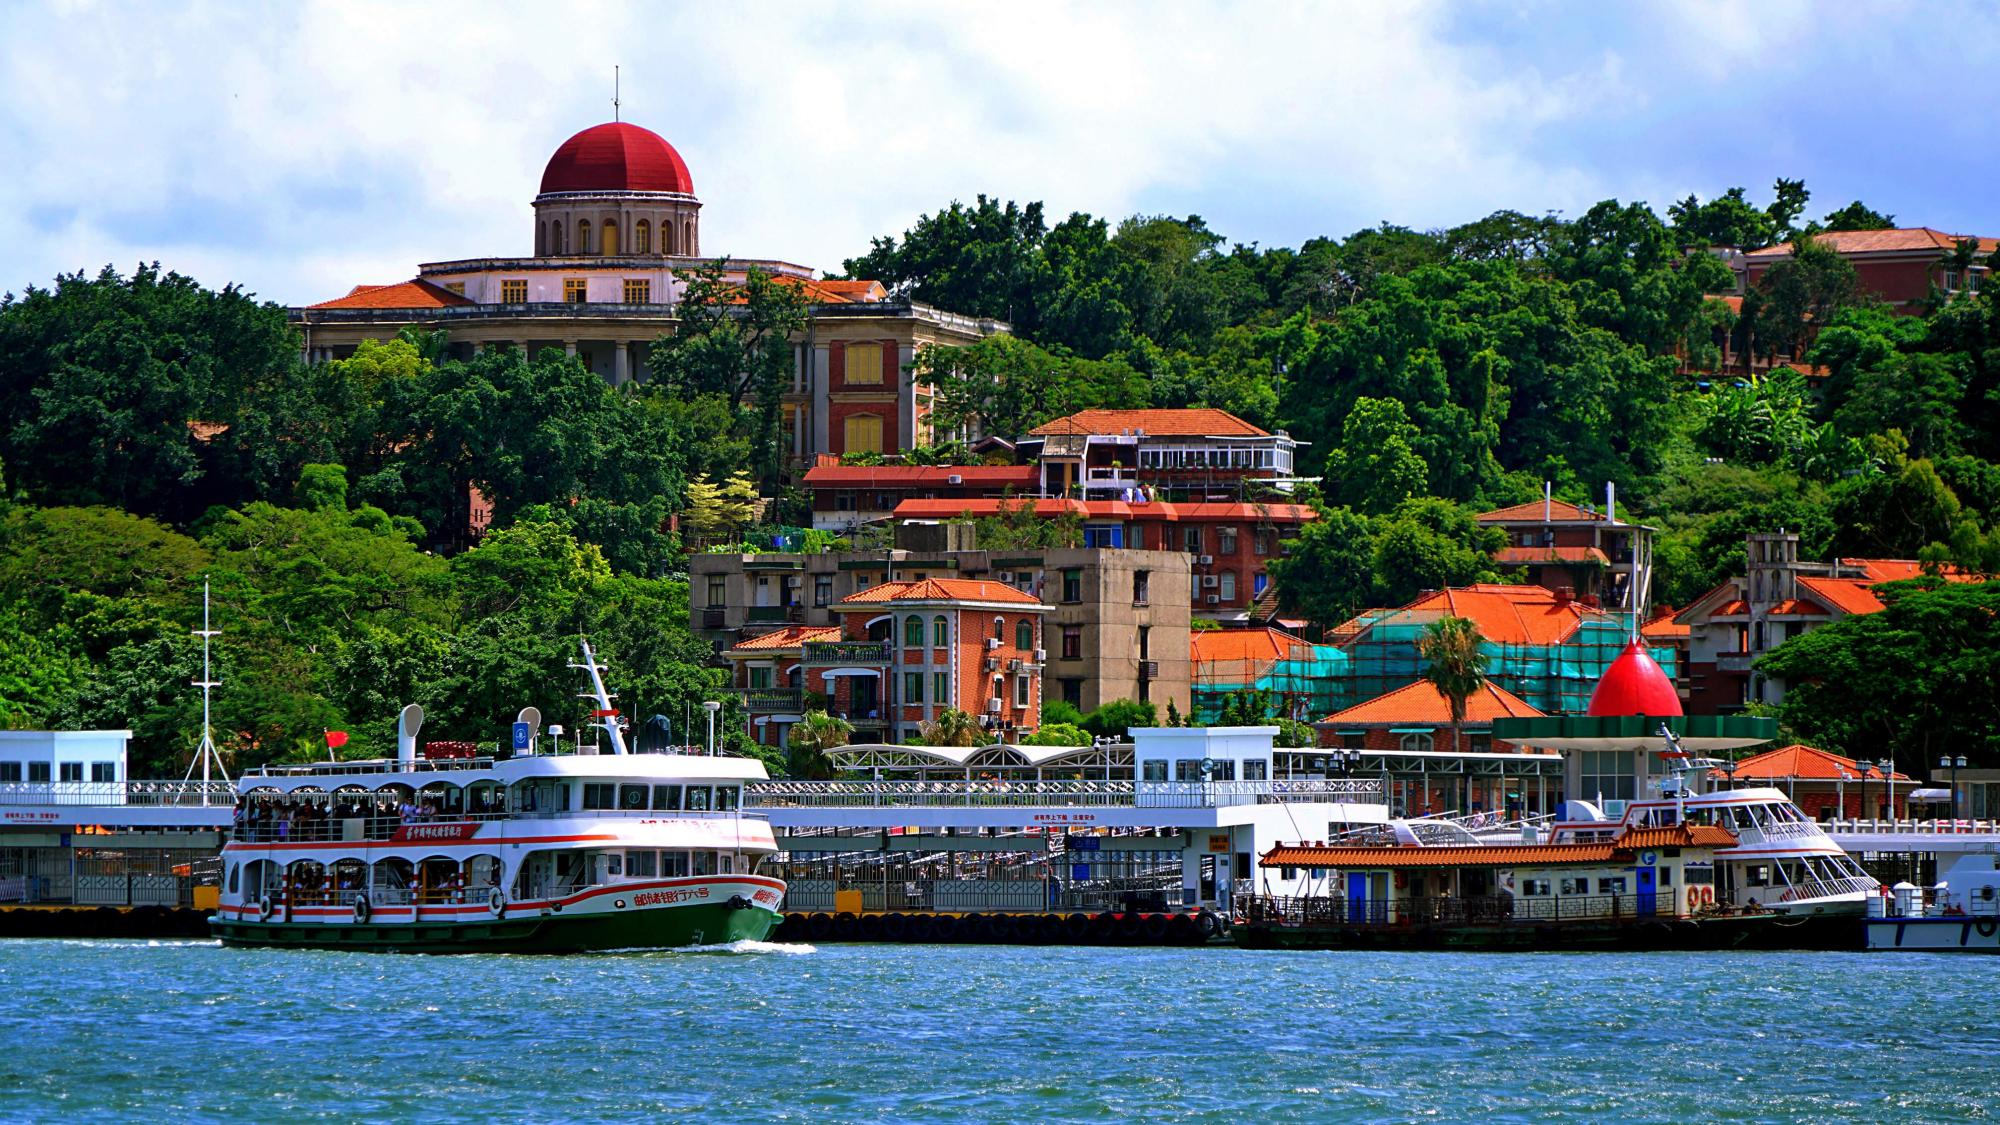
[831,912,859,941]
[352,895,371,924]
[487,889,507,919]
[806,912,834,941]
[725,895,752,911]
[1064,913,1092,941]
[1164,913,1198,945]
[1091,912,1119,943]
[1977,918,1997,938]
[879,913,909,942]
[969,913,997,943]
[1116,912,1144,943]
[856,912,884,941]
[1197,909,1225,940]
[258,895,276,922]
[1141,913,1172,943]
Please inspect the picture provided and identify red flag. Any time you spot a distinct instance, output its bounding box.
[325,730,349,750]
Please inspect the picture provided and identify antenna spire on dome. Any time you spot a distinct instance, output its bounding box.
[613,65,620,122]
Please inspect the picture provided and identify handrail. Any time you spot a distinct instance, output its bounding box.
[744,778,1383,809]
[1829,817,2000,835]
[0,780,236,807]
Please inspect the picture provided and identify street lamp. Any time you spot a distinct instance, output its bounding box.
[702,700,722,755]
[1876,758,1896,820]
[1941,754,1968,821]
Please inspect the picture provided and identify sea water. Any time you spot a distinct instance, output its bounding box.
[0,939,1991,1123]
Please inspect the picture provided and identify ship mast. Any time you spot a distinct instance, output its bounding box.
[183,578,232,802]
[572,639,629,755]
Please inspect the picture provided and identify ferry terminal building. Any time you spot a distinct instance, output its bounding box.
[291,121,1005,463]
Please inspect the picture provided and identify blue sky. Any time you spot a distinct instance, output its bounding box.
[2,1,1994,306]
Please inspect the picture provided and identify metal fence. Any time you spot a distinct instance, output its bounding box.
[745,778,1383,810]
[1238,893,1644,928]
[0,781,235,807]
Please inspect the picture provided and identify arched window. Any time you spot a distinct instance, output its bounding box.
[1015,619,1034,650]
[992,616,1005,640]
[536,222,545,255]
[577,220,592,255]
[601,219,619,255]
[552,220,565,254]
[634,219,651,253]
[683,219,694,255]
[933,615,948,648]
[904,615,925,648]
[1400,732,1434,753]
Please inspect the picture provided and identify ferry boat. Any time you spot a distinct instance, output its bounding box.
[210,644,786,953]
[1234,747,1877,951]
[1864,852,2000,953]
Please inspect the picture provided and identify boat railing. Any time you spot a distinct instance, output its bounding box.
[1770,872,1878,904]
[1739,819,1826,843]
[1237,892,1652,928]
[242,758,498,778]
[743,778,1384,810]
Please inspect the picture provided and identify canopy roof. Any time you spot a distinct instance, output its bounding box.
[1490,714,1777,752]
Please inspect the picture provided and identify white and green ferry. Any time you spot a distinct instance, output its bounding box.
[211,645,784,952]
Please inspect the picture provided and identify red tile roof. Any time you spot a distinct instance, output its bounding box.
[1263,843,1618,869]
[1477,498,1611,523]
[1767,598,1831,616]
[1493,545,1611,566]
[725,625,840,654]
[308,279,477,310]
[1639,611,1690,640]
[838,578,1041,606]
[1715,743,1910,783]
[1029,408,1269,438]
[1192,628,1309,666]
[1744,227,1999,259]
[803,465,1037,489]
[1611,824,1739,850]
[1838,558,1976,584]
[1381,586,1609,646]
[1321,680,1546,725]
[1795,576,1885,616]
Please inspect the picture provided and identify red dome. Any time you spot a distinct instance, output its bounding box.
[1586,639,1684,718]
[539,123,693,195]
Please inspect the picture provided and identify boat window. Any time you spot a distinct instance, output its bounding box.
[692,851,715,876]
[662,851,690,877]
[1560,877,1589,895]
[715,785,739,811]
[1684,865,1714,884]
[619,784,649,811]
[1597,877,1628,895]
[1658,867,1673,886]
[717,854,735,875]
[227,864,239,894]
[627,850,657,877]
[606,853,623,877]
[653,784,683,811]
[686,786,713,812]
[582,783,617,810]
[1745,864,1770,887]
[1521,878,1551,896]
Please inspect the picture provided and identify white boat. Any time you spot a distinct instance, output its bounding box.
[210,642,786,952]
[1864,852,2000,952]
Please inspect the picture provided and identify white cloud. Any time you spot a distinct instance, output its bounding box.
[0,0,1980,305]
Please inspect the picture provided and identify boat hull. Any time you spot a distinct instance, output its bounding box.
[211,878,785,954]
[1864,915,2000,953]
[1232,912,1860,953]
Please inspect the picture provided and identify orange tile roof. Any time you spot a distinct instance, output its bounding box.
[307,279,477,310]
[1711,295,1745,314]
[1029,408,1269,438]
[1613,824,1738,850]
[838,578,1041,606]
[1715,743,1910,783]
[1493,545,1611,566]
[1382,586,1608,646]
[1639,612,1690,640]
[1838,558,1976,584]
[1795,576,1885,616]
[1191,628,1307,666]
[803,465,1036,489]
[1263,843,1618,869]
[1744,227,1999,258]
[1321,680,1546,726]
[890,498,1315,523]
[725,625,840,655]
[1767,598,1831,616]
[737,276,887,304]
[1477,498,1609,523]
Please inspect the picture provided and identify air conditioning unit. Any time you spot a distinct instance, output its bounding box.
[982,656,999,672]
[1140,660,1160,679]
[1206,594,1221,605]
[986,698,1004,714]
[1198,555,1214,566]
[1032,648,1047,663]
[986,637,1002,650]
[947,474,963,485]
[1201,575,1219,589]
[1008,658,1025,672]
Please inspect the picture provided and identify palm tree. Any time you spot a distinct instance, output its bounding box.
[920,708,985,748]
[787,710,852,780]
[1418,615,1488,754]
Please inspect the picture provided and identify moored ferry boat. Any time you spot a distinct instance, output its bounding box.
[210,645,785,953]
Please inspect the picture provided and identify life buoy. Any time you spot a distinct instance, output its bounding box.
[1976,918,1998,939]
[487,888,506,919]
[258,895,276,922]
[352,895,371,924]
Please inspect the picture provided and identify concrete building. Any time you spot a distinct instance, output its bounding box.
[800,462,1039,533]
[1018,408,1304,500]
[695,543,1193,738]
[290,120,1005,463]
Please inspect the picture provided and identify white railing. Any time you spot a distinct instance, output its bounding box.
[745,778,1382,810]
[1830,818,2000,836]
[0,780,236,807]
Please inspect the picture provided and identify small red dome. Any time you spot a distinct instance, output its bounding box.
[1587,639,1684,718]
[539,123,693,195]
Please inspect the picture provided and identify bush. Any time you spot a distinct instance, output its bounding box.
[1041,699,1086,727]
[1082,699,1156,739]
[1275,718,1318,748]
[1023,722,1090,746]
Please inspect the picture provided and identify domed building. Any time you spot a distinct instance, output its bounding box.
[293,121,1005,462]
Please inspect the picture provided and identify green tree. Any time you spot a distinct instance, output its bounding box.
[1267,507,1379,627]
[1371,498,1506,607]
[1323,396,1428,515]
[1082,698,1157,739]
[1820,201,1896,231]
[1752,235,1861,359]
[1022,722,1089,747]
[919,707,985,747]
[1669,187,1776,249]
[787,710,852,778]
[646,261,808,485]
[1418,615,1488,754]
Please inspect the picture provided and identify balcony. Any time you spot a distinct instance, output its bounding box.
[803,641,891,665]
[1715,651,1756,673]
[745,605,803,624]
[741,688,804,712]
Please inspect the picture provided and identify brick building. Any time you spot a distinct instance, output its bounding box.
[1476,489,1654,613]
[1738,227,1995,316]
[799,462,1039,532]
[1018,408,1303,501]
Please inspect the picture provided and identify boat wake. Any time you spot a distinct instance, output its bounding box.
[677,939,816,956]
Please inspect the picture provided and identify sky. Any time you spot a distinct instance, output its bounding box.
[2,1,1996,307]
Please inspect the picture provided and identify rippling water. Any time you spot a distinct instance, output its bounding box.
[0,939,1992,1123]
